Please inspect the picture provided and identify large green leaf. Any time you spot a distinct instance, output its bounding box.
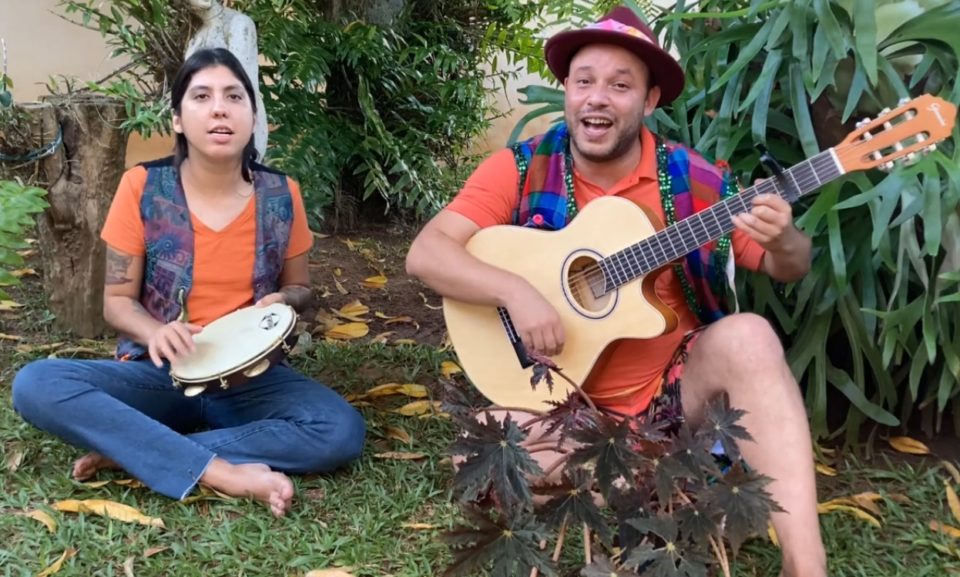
[880,2,960,60]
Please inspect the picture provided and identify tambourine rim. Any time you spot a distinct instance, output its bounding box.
[169,304,298,384]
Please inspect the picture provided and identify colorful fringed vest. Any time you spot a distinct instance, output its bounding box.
[510,122,737,324]
[115,157,294,360]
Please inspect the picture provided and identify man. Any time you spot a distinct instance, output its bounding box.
[406,6,826,577]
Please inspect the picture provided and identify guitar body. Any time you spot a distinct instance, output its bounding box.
[443,196,678,411]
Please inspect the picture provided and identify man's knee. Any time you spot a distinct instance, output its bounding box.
[699,313,784,361]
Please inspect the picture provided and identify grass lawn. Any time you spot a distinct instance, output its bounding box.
[2,232,960,576]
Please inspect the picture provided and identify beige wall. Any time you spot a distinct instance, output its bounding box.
[0,0,172,166]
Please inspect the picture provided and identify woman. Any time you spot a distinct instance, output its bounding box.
[12,48,365,518]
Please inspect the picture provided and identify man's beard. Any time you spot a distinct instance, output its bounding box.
[568,112,644,164]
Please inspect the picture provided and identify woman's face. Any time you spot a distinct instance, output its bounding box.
[172,65,254,164]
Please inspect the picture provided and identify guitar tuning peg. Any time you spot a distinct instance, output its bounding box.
[899,97,910,106]
[905,152,918,165]
[883,161,896,171]
[880,108,891,115]
[927,143,938,154]
[856,118,871,128]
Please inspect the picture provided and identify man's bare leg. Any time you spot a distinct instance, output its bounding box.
[72,452,120,481]
[680,313,827,577]
[200,458,294,518]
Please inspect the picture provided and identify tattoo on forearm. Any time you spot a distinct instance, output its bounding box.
[280,285,313,312]
[105,249,134,285]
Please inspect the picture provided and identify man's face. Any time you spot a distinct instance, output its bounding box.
[563,44,661,165]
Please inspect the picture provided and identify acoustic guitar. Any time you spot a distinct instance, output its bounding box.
[443,94,957,411]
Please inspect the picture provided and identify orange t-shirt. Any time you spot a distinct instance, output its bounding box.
[100,165,313,326]
[446,127,766,415]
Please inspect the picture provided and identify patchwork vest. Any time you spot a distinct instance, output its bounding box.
[510,121,737,324]
[115,157,294,360]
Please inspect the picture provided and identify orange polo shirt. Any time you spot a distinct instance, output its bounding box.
[100,165,313,327]
[446,127,766,415]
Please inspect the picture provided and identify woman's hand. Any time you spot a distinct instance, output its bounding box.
[255,292,286,307]
[147,321,203,368]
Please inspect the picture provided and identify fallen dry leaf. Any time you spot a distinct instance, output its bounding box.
[418,292,442,310]
[0,300,25,311]
[817,502,881,527]
[5,448,24,472]
[392,338,418,345]
[83,480,112,489]
[944,460,960,486]
[49,346,107,359]
[333,276,349,295]
[15,342,64,354]
[324,322,369,340]
[394,400,442,417]
[383,315,419,330]
[370,331,394,344]
[54,499,165,528]
[364,383,428,399]
[336,300,370,320]
[767,522,779,548]
[374,451,428,461]
[361,275,388,289]
[815,463,838,477]
[931,520,960,538]
[402,522,439,530]
[0,333,23,341]
[123,556,135,577]
[888,436,931,455]
[818,494,884,516]
[11,268,37,278]
[305,569,356,577]
[385,426,412,444]
[143,546,169,558]
[441,361,462,378]
[851,492,884,516]
[947,483,960,525]
[312,232,330,240]
[36,548,76,577]
[23,509,57,533]
[115,479,145,489]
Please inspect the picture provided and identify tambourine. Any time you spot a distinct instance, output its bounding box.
[169,302,298,396]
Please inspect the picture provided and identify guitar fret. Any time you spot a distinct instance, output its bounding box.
[599,149,846,293]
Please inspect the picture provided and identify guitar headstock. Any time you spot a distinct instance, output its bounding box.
[835,94,956,174]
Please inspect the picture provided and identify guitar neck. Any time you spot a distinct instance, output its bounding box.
[600,149,844,293]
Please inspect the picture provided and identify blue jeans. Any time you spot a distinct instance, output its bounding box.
[11,358,366,500]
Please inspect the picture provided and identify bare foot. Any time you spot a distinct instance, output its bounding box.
[200,459,294,517]
[72,453,120,481]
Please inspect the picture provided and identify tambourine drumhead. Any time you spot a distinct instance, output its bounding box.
[170,303,295,382]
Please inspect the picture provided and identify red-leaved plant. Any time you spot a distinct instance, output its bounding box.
[441,355,782,577]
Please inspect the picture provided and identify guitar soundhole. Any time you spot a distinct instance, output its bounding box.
[566,255,611,312]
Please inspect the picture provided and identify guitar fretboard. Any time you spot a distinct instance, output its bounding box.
[597,150,843,294]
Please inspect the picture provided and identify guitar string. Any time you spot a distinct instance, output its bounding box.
[560,153,835,296]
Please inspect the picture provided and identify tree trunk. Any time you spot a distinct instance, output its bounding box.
[32,95,128,338]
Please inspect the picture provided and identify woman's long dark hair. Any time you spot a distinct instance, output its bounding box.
[170,48,258,182]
